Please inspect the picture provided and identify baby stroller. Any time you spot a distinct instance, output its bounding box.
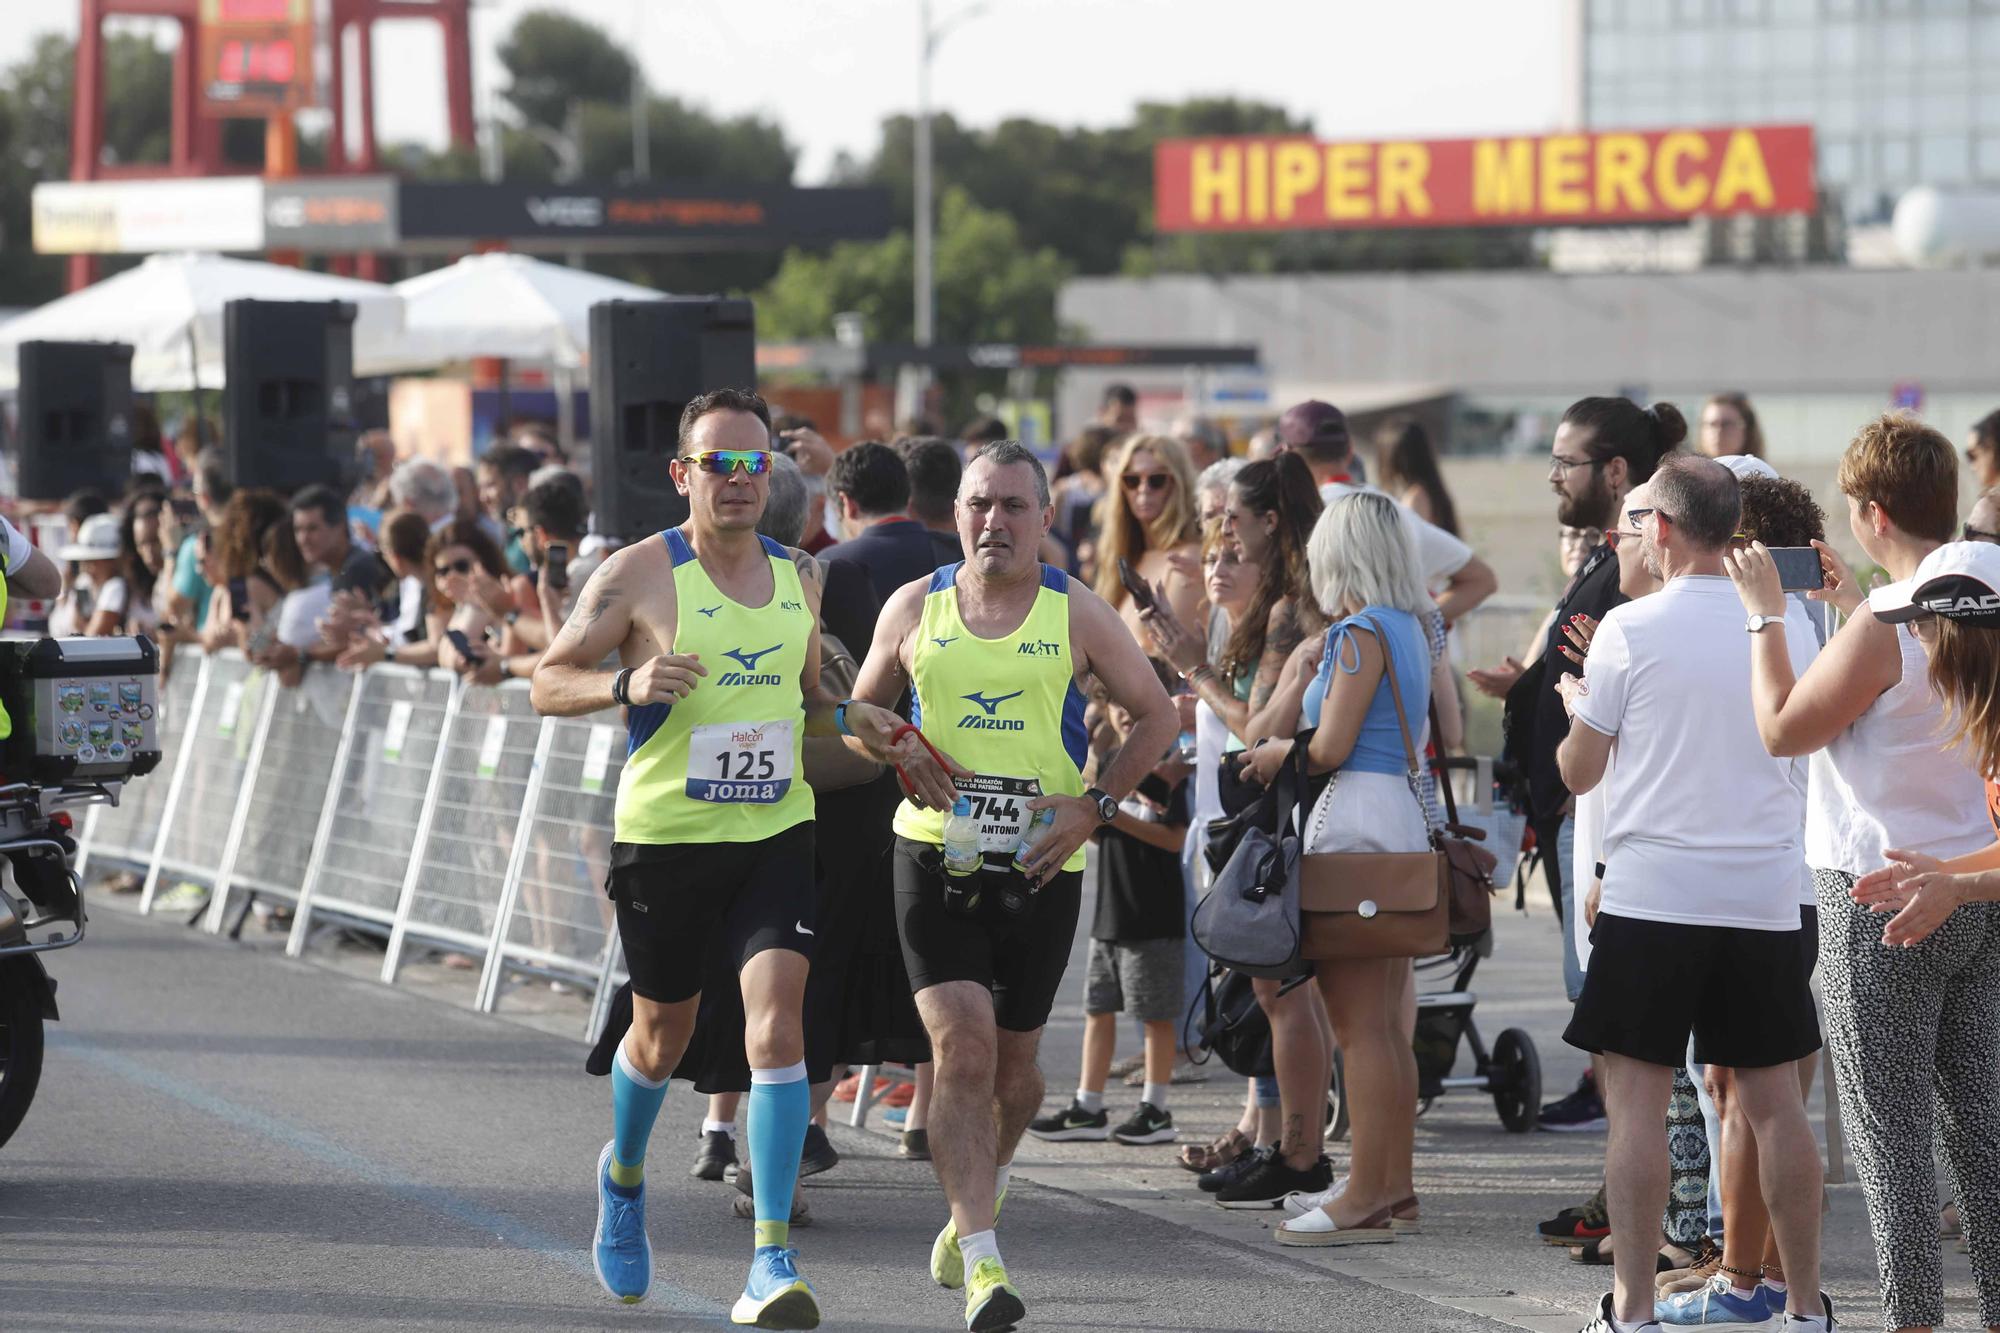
[1326,934,1541,1140]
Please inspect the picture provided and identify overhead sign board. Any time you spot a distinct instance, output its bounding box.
[199,0,315,117]
[396,183,892,252]
[33,178,264,254]
[1154,125,1816,232]
[32,177,884,256]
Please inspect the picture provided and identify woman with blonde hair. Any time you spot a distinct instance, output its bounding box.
[1217,492,1437,1241]
[1094,432,1205,645]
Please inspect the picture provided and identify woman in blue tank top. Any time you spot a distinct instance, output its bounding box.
[1259,492,1442,1249]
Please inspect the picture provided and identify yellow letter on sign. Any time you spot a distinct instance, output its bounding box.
[1654,132,1710,212]
[1272,142,1321,221]
[1325,142,1373,221]
[1474,138,1535,217]
[1594,134,1651,213]
[1711,130,1776,209]
[1191,143,1241,225]
[1539,135,1589,215]
[1378,142,1433,219]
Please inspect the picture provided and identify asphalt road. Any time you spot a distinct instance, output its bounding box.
[1,906,1508,1333]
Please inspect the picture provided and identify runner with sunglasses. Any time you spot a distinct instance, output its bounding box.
[532,387,922,1329]
[841,440,1177,1331]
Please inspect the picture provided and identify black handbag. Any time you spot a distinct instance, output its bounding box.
[1186,966,1277,1078]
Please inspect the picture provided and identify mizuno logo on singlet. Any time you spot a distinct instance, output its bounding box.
[1017,639,1061,657]
[931,636,957,648]
[697,605,721,618]
[718,643,784,686]
[960,689,1025,730]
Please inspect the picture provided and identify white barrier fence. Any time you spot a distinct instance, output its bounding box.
[79,648,629,1037]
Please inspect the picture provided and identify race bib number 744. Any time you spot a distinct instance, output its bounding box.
[955,773,1042,854]
[686,720,795,804]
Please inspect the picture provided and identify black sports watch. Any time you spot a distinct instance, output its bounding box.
[1084,786,1118,824]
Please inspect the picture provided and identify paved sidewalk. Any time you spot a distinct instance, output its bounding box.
[846,877,1989,1333]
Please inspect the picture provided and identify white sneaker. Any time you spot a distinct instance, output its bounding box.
[1280,1177,1347,1216]
[1581,1292,1660,1332]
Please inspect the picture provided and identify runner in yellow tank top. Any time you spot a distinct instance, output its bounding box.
[531,390,911,1329]
[839,442,1178,1330]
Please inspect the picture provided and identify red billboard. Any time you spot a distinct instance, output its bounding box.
[1154,125,1816,232]
[199,0,315,118]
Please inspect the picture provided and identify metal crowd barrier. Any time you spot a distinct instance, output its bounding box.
[78,650,632,1036]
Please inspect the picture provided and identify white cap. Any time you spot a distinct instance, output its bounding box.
[54,512,121,563]
[1869,540,2000,626]
[1715,454,1779,482]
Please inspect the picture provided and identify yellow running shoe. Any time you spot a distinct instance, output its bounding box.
[963,1257,1025,1332]
[929,1188,1007,1290]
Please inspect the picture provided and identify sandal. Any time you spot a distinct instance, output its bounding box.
[1179,1127,1250,1174]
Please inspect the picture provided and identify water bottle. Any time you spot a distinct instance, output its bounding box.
[943,796,982,877]
[1178,729,1198,764]
[1010,806,1058,876]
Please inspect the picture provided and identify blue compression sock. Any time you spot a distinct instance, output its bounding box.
[609,1043,669,1189]
[747,1062,810,1249]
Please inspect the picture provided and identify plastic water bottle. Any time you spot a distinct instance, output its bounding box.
[943,796,982,878]
[1010,806,1058,876]
[1178,729,1198,763]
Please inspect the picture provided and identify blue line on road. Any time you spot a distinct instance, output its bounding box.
[49,1030,723,1321]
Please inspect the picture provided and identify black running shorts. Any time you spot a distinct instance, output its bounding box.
[891,836,1081,1033]
[607,821,817,1005]
[1565,910,1821,1070]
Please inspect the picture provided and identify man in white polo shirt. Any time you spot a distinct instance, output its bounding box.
[1555,455,1833,1333]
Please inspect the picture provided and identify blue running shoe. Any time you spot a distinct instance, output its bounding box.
[731,1245,820,1329]
[1655,1272,1778,1327]
[593,1140,652,1304]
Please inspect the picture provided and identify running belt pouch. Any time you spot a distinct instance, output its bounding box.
[1191,735,1306,979]
[1297,617,1450,962]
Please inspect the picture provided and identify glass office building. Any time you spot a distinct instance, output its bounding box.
[1583,0,2000,222]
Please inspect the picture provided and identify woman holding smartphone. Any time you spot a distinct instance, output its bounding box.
[1726,415,1994,1333]
[1095,433,1205,652]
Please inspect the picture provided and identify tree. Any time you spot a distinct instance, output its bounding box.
[495,8,632,135]
[758,187,1067,345]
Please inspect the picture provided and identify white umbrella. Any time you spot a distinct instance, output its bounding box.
[381,251,665,372]
[0,251,406,392]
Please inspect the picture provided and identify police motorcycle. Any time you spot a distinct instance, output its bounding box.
[0,637,160,1147]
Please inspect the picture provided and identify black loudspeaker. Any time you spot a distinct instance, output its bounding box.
[589,297,756,539]
[15,341,134,501]
[223,299,358,493]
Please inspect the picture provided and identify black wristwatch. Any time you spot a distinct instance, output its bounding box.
[1084,786,1118,824]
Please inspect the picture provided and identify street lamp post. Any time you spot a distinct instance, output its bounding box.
[913,0,988,351]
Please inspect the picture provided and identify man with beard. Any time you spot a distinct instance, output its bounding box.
[1468,398,1682,1174]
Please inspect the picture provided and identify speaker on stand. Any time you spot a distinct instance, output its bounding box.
[222,299,358,493]
[14,340,135,502]
[588,297,757,540]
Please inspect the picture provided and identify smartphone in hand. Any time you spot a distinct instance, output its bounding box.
[1766,546,1825,592]
[542,542,570,593]
[1117,557,1157,613]
[445,628,485,666]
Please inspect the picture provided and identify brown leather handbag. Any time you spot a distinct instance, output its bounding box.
[1429,708,1500,945]
[1297,618,1450,962]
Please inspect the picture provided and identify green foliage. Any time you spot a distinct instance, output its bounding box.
[757,188,1067,345]
[495,8,633,134]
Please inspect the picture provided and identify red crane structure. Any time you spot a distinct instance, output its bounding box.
[65,0,475,289]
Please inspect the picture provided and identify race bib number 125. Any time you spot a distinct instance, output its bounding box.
[686,720,795,804]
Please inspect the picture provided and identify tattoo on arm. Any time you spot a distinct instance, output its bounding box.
[1248,606,1305,713]
[790,550,823,592]
[551,584,618,650]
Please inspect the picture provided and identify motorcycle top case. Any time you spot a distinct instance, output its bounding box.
[0,636,162,783]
